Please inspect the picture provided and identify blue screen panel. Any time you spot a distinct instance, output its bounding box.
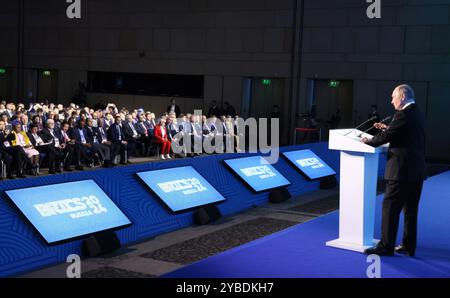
[5,180,131,244]
[223,156,291,192]
[283,149,336,179]
[136,166,226,212]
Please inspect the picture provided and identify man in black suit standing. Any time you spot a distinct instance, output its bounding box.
[167,99,181,117]
[362,84,426,257]
[207,100,221,118]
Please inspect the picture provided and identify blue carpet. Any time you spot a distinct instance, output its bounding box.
[163,171,450,278]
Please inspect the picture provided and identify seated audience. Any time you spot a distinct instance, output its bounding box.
[0,97,253,179]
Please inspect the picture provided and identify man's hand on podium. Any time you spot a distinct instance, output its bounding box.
[361,137,369,143]
[373,122,387,130]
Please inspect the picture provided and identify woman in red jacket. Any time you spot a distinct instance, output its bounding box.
[154,117,172,160]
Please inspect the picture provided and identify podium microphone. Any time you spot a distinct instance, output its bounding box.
[344,116,377,136]
[357,115,393,138]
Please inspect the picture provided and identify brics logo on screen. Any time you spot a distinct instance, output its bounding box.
[241,166,276,179]
[34,195,107,219]
[158,178,208,195]
[297,158,325,169]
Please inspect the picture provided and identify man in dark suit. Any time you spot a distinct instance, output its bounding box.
[166,98,181,117]
[0,120,17,179]
[123,115,139,157]
[166,117,179,142]
[224,101,236,118]
[20,114,30,133]
[72,119,94,170]
[96,118,110,143]
[107,115,128,165]
[189,115,202,156]
[362,84,426,257]
[27,123,61,174]
[0,142,13,179]
[86,118,112,167]
[207,100,221,118]
[57,121,76,171]
[92,118,114,167]
[144,112,156,137]
[135,114,152,156]
[40,119,70,173]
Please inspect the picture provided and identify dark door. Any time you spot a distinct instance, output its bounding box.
[0,68,11,100]
[312,79,354,140]
[37,70,58,102]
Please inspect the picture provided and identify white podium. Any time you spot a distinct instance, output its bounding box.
[326,129,388,252]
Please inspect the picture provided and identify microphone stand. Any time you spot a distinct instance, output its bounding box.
[357,115,392,138]
[344,116,377,136]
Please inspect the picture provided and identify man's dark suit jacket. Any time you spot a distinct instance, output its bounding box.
[0,131,11,151]
[93,126,108,143]
[107,123,126,144]
[167,104,181,116]
[123,121,139,140]
[26,131,46,147]
[40,128,63,145]
[85,126,97,144]
[135,121,148,137]
[365,104,426,181]
[167,123,180,141]
[72,127,90,144]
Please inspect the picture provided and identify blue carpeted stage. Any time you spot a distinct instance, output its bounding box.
[164,171,450,278]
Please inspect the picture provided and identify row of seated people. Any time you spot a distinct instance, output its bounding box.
[163,114,242,159]
[0,116,133,179]
[0,112,242,179]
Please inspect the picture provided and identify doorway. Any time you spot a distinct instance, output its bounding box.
[248,78,285,120]
[307,79,354,140]
[241,77,286,146]
[37,69,58,102]
[0,67,10,100]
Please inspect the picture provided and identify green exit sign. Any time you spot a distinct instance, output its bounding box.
[0,68,6,74]
[262,79,271,86]
[329,80,340,88]
[43,70,51,76]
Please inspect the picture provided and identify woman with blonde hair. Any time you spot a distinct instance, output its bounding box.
[8,120,40,175]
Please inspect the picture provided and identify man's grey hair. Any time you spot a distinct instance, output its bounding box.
[46,118,54,124]
[397,84,415,100]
